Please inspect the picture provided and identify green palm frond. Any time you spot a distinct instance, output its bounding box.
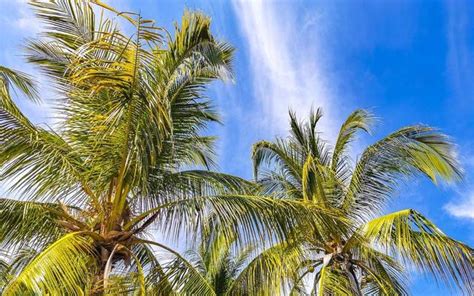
[352,244,408,295]
[331,109,373,183]
[0,199,65,249]
[253,140,303,183]
[315,266,353,296]
[229,242,304,296]
[145,194,343,248]
[141,239,216,296]
[0,70,93,202]
[345,126,461,222]
[0,66,39,102]
[332,110,373,169]
[361,209,473,294]
[2,232,97,295]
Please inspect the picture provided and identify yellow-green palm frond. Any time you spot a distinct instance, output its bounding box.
[161,225,239,295]
[0,100,91,202]
[331,109,374,184]
[0,67,93,203]
[314,266,353,296]
[142,239,216,296]
[101,245,146,296]
[361,209,473,294]
[147,194,344,250]
[229,242,305,296]
[27,0,100,85]
[252,140,304,185]
[0,66,39,102]
[0,199,66,250]
[332,109,374,170]
[301,154,344,207]
[3,232,98,295]
[345,126,461,222]
[350,244,408,296]
[0,258,9,291]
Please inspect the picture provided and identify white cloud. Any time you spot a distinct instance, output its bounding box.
[231,0,339,139]
[444,191,474,220]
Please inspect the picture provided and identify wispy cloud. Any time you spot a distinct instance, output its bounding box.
[231,0,339,139]
[444,147,474,221]
[444,191,474,220]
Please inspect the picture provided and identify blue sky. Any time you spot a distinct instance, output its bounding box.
[1,0,473,294]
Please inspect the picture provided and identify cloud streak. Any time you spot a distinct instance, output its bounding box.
[231,0,339,139]
[444,1,474,222]
[444,192,474,220]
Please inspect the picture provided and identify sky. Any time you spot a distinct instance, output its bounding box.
[1,0,474,294]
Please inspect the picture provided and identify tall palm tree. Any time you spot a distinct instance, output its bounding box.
[0,1,338,295]
[252,108,473,295]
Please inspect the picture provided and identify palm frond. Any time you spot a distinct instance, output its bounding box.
[140,239,216,296]
[345,126,461,222]
[352,244,408,295]
[229,242,304,296]
[0,66,39,102]
[361,209,473,294]
[3,232,97,295]
[137,194,344,249]
[0,199,66,250]
[331,109,373,176]
[252,140,303,183]
[315,266,353,296]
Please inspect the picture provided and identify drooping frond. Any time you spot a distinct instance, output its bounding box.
[0,103,90,202]
[0,199,65,250]
[314,266,353,296]
[252,140,303,183]
[136,169,255,213]
[0,70,92,202]
[3,232,97,295]
[345,126,461,222]
[141,240,216,296]
[229,242,304,296]
[361,209,473,294]
[138,194,344,249]
[0,66,39,102]
[350,244,408,296]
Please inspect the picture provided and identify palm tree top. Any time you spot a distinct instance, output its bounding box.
[253,107,461,221]
[251,108,472,295]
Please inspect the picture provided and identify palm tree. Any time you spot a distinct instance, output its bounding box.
[161,224,256,295]
[0,1,338,295]
[157,218,308,296]
[252,108,473,295]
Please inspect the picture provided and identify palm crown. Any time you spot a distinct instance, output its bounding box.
[252,109,473,295]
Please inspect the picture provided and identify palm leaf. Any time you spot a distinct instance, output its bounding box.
[345,126,461,222]
[0,199,66,249]
[361,209,473,294]
[3,232,97,295]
